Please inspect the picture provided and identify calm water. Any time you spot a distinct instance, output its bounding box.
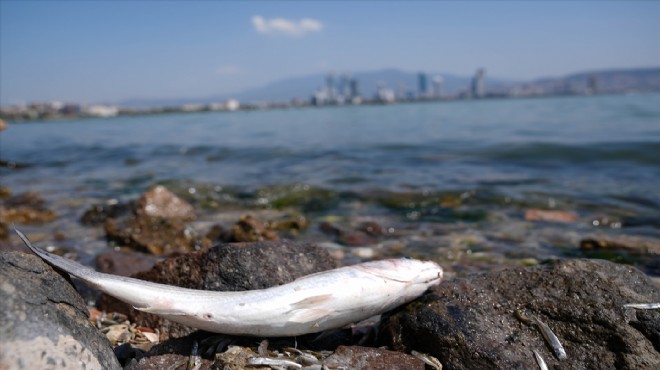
[2,94,660,274]
[3,94,659,201]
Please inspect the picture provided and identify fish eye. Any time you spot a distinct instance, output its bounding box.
[403,256,412,260]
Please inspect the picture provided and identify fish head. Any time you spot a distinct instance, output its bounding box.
[355,258,443,288]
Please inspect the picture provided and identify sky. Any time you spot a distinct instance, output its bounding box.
[1,1,659,105]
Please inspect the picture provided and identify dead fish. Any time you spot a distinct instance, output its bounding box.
[624,303,660,310]
[17,229,442,337]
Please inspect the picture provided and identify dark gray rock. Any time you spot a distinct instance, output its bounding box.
[98,240,337,339]
[0,252,120,369]
[380,259,660,370]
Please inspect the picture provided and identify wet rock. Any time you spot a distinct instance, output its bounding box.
[269,212,310,237]
[580,234,660,254]
[255,184,339,213]
[0,252,120,369]
[101,186,202,255]
[81,201,133,226]
[0,222,7,240]
[137,185,196,221]
[104,211,199,256]
[380,259,660,370]
[98,240,336,340]
[357,221,384,237]
[95,250,161,277]
[228,214,278,242]
[323,345,425,370]
[342,231,377,247]
[0,191,57,224]
[525,209,578,223]
[319,221,344,238]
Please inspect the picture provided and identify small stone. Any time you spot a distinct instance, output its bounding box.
[525,209,577,223]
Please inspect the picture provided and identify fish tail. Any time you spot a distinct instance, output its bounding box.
[15,228,97,280]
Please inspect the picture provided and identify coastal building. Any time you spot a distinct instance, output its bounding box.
[84,105,119,118]
[349,79,360,99]
[471,68,486,98]
[418,72,428,98]
[376,82,396,103]
[432,75,443,99]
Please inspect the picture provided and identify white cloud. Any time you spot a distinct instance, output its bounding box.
[216,65,242,75]
[252,15,323,37]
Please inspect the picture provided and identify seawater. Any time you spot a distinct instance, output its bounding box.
[3,94,659,203]
[2,93,659,274]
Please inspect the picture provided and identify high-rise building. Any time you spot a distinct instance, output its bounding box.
[326,73,336,101]
[349,79,360,98]
[432,75,443,99]
[418,72,428,98]
[471,69,486,98]
[340,74,351,98]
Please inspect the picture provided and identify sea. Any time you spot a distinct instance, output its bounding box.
[2,93,659,275]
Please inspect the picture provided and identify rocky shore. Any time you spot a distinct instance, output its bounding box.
[1,185,659,369]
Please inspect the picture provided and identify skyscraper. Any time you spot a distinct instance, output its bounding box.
[432,75,443,99]
[471,69,486,98]
[418,72,428,98]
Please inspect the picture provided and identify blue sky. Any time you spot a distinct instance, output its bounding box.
[1,1,658,105]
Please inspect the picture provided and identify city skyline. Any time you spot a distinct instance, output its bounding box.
[1,1,658,105]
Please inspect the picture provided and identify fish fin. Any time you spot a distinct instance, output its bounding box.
[134,304,190,316]
[291,294,333,308]
[288,308,333,324]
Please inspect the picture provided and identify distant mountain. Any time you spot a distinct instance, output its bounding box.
[115,66,660,108]
[230,68,517,103]
[527,67,660,94]
[117,68,517,108]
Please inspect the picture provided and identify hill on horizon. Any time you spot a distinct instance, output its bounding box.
[116,66,660,108]
[117,68,517,108]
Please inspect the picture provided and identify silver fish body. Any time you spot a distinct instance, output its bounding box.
[17,230,443,337]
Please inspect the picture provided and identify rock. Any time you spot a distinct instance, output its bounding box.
[102,187,204,255]
[104,212,199,256]
[0,252,120,370]
[342,231,377,247]
[580,234,660,254]
[524,209,577,223]
[80,201,133,226]
[323,345,425,370]
[137,185,196,221]
[0,191,57,224]
[357,221,384,237]
[319,221,344,238]
[95,250,161,277]
[380,259,660,370]
[228,214,278,242]
[98,240,336,340]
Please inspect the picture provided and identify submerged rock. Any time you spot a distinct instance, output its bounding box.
[0,252,120,370]
[380,258,660,370]
[98,239,336,340]
[525,209,578,223]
